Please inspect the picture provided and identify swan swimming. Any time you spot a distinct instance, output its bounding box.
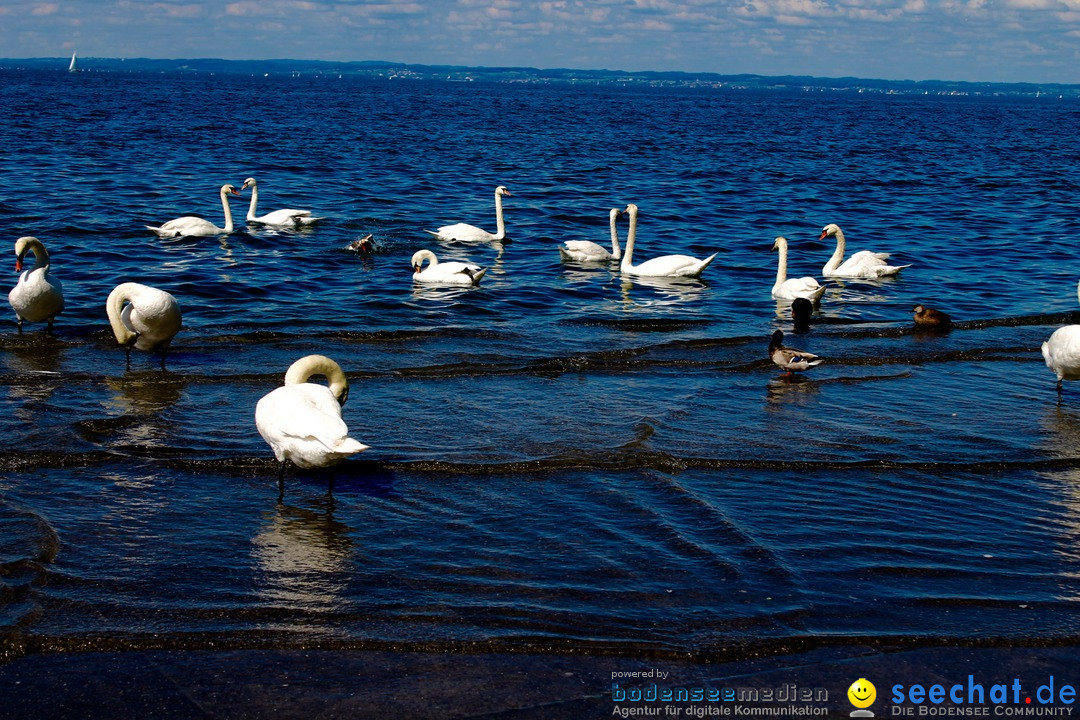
[771,236,827,302]
[106,282,182,369]
[820,223,910,278]
[559,208,623,262]
[411,249,487,286]
[146,184,241,238]
[9,236,64,330]
[620,203,717,278]
[241,177,324,226]
[426,186,512,242]
[255,354,369,495]
[1042,326,1080,395]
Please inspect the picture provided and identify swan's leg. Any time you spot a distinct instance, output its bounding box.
[46,316,55,331]
[328,474,335,496]
[124,345,133,369]
[277,461,287,502]
[159,347,168,371]
[15,315,23,333]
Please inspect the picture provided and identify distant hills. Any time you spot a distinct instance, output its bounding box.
[3,56,1077,98]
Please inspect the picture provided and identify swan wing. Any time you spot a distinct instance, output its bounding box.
[628,252,715,278]
[415,261,487,285]
[1043,326,1080,381]
[148,216,221,237]
[832,250,909,277]
[251,208,322,226]
[560,240,611,262]
[8,269,64,322]
[256,384,368,467]
[429,223,494,242]
[774,276,826,301]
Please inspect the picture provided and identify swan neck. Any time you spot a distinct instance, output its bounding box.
[106,284,137,345]
[609,212,622,259]
[775,240,788,288]
[620,209,636,271]
[285,355,349,404]
[824,229,845,274]
[493,191,506,240]
[221,187,234,233]
[246,184,258,221]
[27,240,49,271]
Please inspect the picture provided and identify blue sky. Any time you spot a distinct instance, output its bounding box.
[2,0,1079,84]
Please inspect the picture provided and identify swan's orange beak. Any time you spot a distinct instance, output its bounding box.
[413,265,421,273]
[14,260,22,272]
[818,230,828,241]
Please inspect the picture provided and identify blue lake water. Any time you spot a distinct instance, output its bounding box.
[1,68,1079,663]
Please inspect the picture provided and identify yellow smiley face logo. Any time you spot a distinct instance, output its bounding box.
[848,679,876,709]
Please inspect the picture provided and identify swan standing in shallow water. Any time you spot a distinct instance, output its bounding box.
[106,283,182,369]
[9,236,64,330]
[255,354,369,496]
[771,236,826,302]
[146,184,241,238]
[426,186,511,242]
[820,223,910,278]
[559,208,623,262]
[1043,326,1080,396]
[620,204,717,278]
[241,177,324,226]
[411,249,487,286]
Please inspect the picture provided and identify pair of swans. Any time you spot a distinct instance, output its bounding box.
[9,236,64,330]
[427,186,511,242]
[147,178,322,237]
[255,354,369,496]
[559,204,716,277]
[106,283,182,369]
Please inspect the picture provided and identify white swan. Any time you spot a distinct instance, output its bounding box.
[559,208,623,262]
[820,223,910,278]
[620,203,717,278]
[1042,326,1080,395]
[106,282,182,368]
[426,186,511,242]
[8,236,64,329]
[255,354,369,491]
[771,236,826,302]
[411,249,486,286]
[146,184,240,238]
[241,177,324,226]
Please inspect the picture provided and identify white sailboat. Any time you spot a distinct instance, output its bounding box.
[68,51,76,72]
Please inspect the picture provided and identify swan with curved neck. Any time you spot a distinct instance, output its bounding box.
[146,184,240,238]
[820,223,910,278]
[8,236,64,330]
[255,354,369,496]
[620,204,717,278]
[241,177,324,226]
[559,208,623,262]
[411,249,486,286]
[106,282,182,369]
[426,186,511,242]
[771,236,826,302]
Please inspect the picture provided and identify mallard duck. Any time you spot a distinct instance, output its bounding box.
[346,234,374,253]
[912,304,951,328]
[769,329,823,373]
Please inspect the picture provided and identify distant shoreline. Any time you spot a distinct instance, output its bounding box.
[2,56,1077,98]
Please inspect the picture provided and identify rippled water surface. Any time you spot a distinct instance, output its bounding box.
[1,69,1080,662]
